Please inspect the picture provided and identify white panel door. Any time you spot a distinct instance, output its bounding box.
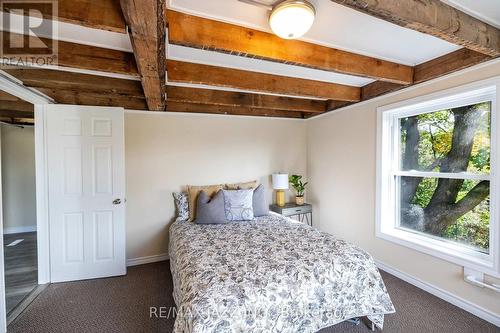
[46,105,126,282]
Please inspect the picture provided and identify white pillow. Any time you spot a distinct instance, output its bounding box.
[222,189,254,221]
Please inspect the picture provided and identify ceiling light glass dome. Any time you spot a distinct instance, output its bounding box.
[269,0,316,39]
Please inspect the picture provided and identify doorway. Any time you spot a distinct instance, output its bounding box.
[0,73,54,332]
[0,122,38,318]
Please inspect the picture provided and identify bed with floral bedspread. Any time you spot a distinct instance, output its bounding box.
[169,212,394,333]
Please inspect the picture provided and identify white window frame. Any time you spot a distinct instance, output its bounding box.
[376,77,500,277]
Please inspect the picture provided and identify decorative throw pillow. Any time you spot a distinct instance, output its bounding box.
[172,192,189,222]
[195,190,228,224]
[225,180,258,190]
[187,184,224,221]
[252,184,269,217]
[222,189,254,221]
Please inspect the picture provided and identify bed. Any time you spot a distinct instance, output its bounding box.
[169,212,395,332]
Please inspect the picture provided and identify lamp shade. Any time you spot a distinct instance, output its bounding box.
[272,173,289,190]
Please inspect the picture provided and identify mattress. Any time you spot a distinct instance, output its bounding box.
[169,212,394,332]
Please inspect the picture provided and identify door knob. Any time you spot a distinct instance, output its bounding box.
[113,198,121,205]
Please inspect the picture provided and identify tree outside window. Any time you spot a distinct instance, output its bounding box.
[398,102,491,253]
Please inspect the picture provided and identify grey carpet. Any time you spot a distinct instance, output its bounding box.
[8,261,499,333]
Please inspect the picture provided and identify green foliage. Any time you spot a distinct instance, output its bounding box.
[412,177,437,207]
[442,198,490,250]
[289,174,308,197]
[470,147,490,171]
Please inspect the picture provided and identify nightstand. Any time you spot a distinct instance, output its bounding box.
[269,203,312,226]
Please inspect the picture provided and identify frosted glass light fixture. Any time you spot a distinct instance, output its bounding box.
[269,0,316,39]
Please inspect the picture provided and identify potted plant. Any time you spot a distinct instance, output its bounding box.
[289,174,308,205]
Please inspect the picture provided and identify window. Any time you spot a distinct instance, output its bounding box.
[377,80,500,276]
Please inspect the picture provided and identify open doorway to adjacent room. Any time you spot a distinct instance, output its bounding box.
[0,90,39,323]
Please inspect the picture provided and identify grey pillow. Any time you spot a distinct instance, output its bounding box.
[173,192,189,222]
[223,189,254,221]
[253,184,269,217]
[195,190,228,224]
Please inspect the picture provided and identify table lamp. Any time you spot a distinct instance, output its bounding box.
[272,173,288,207]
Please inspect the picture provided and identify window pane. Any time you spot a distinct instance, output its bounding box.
[398,176,490,253]
[400,102,491,174]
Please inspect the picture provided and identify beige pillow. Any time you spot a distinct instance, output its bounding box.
[187,184,224,221]
[225,180,258,190]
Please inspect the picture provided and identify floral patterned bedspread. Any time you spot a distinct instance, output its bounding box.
[169,213,395,332]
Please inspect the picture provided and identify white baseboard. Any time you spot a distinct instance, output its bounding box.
[375,259,500,327]
[3,226,36,234]
[126,253,169,267]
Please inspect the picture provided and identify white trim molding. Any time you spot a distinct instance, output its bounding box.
[34,105,51,284]
[375,259,500,327]
[0,126,7,332]
[376,77,500,277]
[126,253,169,267]
[0,71,53,104]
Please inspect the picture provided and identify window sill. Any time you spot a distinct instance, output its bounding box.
[376,227,500,278]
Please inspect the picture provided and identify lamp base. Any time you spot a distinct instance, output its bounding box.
[276,190,286,207]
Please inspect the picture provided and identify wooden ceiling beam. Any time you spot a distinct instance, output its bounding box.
[325,100,353,111]
[36,88,148,110]
[323,48,494,114]
[166,10,413,85]
[413,48,492,84]
[330,0,500,57]
[0,117,34,126]
[0,110,35,119]
[120,0,166,111]
[4,68,145,97]
[0,90,23,102]
[167,101,307,118]
[361,48,493,101]
[167,60,360,102]
[4,68,147,110]
[361,81,405,101]
[3,32,137,76]
[0,91,34,114]
[166,86,326,113]
[0,101,34,114]
[56,39,137,76]
[1,0,126,33]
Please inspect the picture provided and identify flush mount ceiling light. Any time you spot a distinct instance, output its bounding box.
[269,0,316,39]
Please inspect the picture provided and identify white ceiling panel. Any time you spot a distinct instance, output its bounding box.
[443,0,500,29]
[168,0,462,66]
[0,12,132,52]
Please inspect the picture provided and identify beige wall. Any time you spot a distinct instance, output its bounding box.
[307,60,500,316]
[125,112,307,260]
[1,125,36,233]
